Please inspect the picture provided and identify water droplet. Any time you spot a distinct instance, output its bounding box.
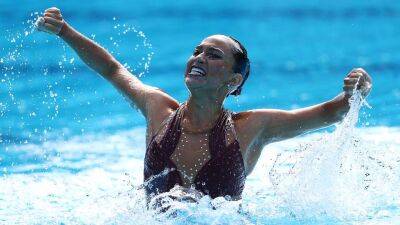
[49,90,57,98]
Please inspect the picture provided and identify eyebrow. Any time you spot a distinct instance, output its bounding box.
[196,45,224,55]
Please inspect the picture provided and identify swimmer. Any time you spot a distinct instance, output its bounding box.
[37,7,372,201]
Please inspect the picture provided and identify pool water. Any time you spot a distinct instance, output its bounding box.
[1,0,400,224]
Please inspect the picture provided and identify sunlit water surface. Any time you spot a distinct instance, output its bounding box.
[1,1,400,224]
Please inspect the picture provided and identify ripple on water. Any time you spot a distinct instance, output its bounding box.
[0,123,399,224]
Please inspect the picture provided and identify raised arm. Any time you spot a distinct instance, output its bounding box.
[242,68,372,145]
[36,7,179,124]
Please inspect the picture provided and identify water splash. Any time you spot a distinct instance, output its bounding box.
[0,13,153,145]
[269,91,400,221]
[0,128,251,225]
[108,17,154,77]
[1,123,400,224]
[2,10,399,225]
[0,12,74,145]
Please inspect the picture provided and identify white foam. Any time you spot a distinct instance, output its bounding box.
[1,115,400,224]
[269,92,400,222]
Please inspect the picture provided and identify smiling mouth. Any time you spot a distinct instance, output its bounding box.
[188,66,206,77]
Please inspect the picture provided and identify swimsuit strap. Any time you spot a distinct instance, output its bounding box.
[144,103,245,199]
[158,103,237,160]
[158,103,185,157]
[227,111,240,141]
[209,108,231,157]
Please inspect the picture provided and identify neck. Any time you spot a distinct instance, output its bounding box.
[183,92,225,132]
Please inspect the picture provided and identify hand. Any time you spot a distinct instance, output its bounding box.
[343,68,372,98]
[36,7,65,35]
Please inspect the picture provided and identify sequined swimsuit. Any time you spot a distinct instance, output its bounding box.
[144,104,246,199]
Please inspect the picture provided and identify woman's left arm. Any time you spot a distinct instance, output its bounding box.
[249,68,372,144]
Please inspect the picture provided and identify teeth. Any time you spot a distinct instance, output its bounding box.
[191,72,202,76]
[192,68,203,74]
[190,66,205,76]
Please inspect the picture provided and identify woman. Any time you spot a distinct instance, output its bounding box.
[37,7,372,201]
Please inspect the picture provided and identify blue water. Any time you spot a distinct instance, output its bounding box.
[1,1,400,224]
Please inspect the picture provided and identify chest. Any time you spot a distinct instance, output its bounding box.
[170,132,212,187]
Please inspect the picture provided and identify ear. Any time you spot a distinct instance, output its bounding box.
[230,73,243,87]
[227,73,243,93]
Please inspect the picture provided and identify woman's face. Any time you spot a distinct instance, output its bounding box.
[184,35,240,96]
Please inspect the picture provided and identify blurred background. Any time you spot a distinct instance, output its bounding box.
[1,0,399,144]
[1,1,400,224]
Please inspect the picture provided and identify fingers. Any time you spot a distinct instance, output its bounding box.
[36,17,63,34]
[45,21,63,34]
[346,68,368,85]
[36,7,64,35]
[343,67,372,97]
[46,7,61,13]
[43,7,63,20]
[348,68,371,81]
[43,16,61,25]
[44,12,62,20]
[343,81,358,95]
[37,22,59,34]
[349,72,363,78]
[344,77,360,85]
[347,69,363,77]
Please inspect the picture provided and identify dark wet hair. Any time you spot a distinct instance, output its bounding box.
[228,36,250,96]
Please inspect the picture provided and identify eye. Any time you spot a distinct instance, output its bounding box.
[207,52,222,59]
[193,49,200,56]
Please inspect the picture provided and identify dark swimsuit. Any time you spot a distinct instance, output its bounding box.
[144,104,246,199]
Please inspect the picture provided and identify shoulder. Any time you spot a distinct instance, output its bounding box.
[145,87,180,109]
[232,109,276,128]
[145,87,180,137]
[233,109,294,128]
[231,110,271,147]
[232,109,289,145]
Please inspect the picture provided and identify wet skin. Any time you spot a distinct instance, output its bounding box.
[38,7,373,178]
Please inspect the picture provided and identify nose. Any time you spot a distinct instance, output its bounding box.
[195,53,206,64]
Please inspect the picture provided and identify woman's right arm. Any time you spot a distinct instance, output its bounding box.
[37,7,179,123]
